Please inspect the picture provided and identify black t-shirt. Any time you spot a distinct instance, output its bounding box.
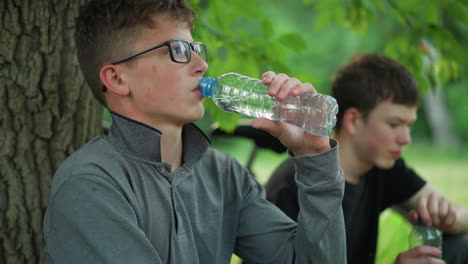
[266,158,426,264]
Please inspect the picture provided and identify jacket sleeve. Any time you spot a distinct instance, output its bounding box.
[43,173,161,264]
[235,139,346,263]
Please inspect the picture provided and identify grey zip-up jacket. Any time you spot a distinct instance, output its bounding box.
[43,112,346,264]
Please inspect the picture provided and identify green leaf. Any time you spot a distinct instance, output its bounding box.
[439,1,468,25]
[438,57,460,83]
[362,0,380,11]
[314,0,344,29]
[396,0,424,11]
[315,11,333,30]
[208,1,235,31]
[428,26,463,59]
[236,28,250,42]
[266,42,287,62]
[278,33,307,52]
[261,19,274,37]
[420,4,440,26]
[384,36,411,57]
[231,0,261,18]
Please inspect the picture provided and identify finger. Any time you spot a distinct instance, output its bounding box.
[408,246,443,258]
[251,118,284,139]
[427,193,441,226]
[262,71,276,85]
[440,203,457,229]
[276,78,302,100]
[267,73,289,96]
[408,210,419,224]
[417,196,432,226]
[289,82,316,97]
[436,198,449,227]
[396,246,445,264]
[434,259,447,264]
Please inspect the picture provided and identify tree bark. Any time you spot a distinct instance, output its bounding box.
[0,0,100,263]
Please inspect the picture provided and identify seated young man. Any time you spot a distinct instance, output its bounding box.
[265,54,468,264]
[42,0,347,263]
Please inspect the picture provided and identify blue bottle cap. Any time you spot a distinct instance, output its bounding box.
[198,77,216,97]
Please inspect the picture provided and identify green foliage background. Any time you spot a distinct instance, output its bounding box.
[186,0,468,143]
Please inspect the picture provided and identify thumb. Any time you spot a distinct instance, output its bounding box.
[408,210,419,224]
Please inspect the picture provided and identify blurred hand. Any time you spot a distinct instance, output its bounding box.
[251,71,331,157]
[395,246,445,264]
[408,192,457,231]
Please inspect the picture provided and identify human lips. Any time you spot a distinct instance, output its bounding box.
[193,86,204,97]
[390,150,401,159]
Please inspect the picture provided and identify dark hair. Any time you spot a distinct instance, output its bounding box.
[331,53,420,131]
[75,0,196,106]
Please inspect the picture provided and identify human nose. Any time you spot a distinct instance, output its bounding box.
[397,126,412,145]
[191,50,208,75]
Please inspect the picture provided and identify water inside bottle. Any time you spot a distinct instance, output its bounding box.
[214,94,275,119]
[214,93,335,136]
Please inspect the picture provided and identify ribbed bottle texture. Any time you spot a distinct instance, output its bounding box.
[199,72,338,136]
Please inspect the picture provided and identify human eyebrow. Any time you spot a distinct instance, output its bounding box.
[387,117,416,126]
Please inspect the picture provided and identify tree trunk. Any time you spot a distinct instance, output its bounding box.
[423,87,461,148]
[0,0,101,263]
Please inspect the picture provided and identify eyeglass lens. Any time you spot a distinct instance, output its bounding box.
[192,43,206,62]
[170,41,190,63]
[169,41,206,63]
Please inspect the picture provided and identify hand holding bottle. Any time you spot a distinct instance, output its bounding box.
[394,246,445,264]
[396,193,448,264]
[251,71,332,157]
[408,191,458,232]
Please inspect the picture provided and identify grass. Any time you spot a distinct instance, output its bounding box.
[210,136,467,264]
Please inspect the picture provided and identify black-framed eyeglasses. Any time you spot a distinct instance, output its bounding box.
[111,39,207,65]
[102,40,207,92]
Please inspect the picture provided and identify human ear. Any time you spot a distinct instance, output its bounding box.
[99,65,130,96]
[342,107,362,134]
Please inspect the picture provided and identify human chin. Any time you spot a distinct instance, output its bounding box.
[195,107,205,122]
[186,105,205,123]
[375,157,397,169]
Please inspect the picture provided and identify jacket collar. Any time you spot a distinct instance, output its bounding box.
[108,112,211,168]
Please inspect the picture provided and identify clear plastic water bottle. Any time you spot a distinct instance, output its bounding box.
[409,220,442,257]
[198,73,338,136]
